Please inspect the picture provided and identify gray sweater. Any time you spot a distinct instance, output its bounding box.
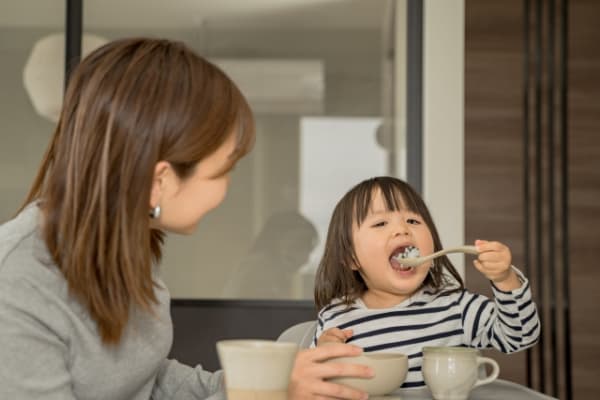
[0,204,225,400]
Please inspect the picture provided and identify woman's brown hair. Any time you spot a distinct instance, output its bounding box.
[20,38,255,344]
[314,176,464,310]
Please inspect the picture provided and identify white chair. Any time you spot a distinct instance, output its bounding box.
[277,320,317,348]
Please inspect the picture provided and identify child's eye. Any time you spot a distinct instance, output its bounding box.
[372,221,387,228]
[407,218,421,225]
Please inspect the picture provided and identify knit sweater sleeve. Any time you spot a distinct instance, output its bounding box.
[151,360,225,400]
[0,277,226,400]
[0,279,77,400]
[460,266,541,352]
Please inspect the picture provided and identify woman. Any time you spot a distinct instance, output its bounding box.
[0,38,371,400]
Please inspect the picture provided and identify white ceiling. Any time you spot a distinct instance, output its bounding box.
[0,0,388,30]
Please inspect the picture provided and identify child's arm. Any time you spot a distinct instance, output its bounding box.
[461,240,541,353]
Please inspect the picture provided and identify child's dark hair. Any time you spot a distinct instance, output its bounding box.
[314,176,464,309]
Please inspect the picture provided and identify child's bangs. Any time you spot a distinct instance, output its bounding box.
[382,184,420,213]
[352,178,422,225]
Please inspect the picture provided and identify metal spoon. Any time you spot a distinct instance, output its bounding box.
[393,245,479,267]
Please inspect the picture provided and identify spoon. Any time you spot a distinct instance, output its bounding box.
[393,245,479,267]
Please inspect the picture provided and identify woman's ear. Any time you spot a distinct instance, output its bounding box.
[150,161,173,208]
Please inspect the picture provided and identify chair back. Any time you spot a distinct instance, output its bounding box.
[277,320,317,348]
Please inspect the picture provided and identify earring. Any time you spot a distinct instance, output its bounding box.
[149,205,161,219]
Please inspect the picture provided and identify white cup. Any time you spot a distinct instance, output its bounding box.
[422,346,500,400]
[216,339,299,400]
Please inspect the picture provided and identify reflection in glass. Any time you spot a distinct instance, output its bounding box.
[123,0,404,300]
[0,0,406,301]
[297,117,388,298]
[0,0,64,223]
[222,211,318,299]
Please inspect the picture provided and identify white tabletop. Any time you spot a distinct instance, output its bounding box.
[371,379,558,400]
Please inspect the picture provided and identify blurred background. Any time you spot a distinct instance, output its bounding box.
[0,0,415,300]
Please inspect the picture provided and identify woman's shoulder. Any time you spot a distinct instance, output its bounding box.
[0,235,78,347]
[1,204,69,308]
[1,204,37,254]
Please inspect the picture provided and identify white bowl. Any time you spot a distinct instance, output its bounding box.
[327,352,408,396]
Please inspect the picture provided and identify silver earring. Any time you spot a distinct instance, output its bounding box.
[149,205,161,219]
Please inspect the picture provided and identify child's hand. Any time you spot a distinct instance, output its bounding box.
[317,328,353,346]
[473,239,521,291]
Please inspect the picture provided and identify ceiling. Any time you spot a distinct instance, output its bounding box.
[0,0,389,30]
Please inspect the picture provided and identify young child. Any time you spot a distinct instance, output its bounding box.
[313,176,540,389]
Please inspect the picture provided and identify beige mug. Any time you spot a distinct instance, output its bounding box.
[422,346,500,400]
[216,339,298,400]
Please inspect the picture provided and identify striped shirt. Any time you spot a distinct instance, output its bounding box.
[313,267,540,389]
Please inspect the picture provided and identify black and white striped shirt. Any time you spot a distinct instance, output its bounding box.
[313,267,540,389]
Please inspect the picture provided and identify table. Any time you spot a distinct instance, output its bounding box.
[371,379,559,400]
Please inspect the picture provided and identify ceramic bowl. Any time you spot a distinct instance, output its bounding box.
[327,352,408,396]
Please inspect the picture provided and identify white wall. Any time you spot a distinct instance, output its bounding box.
[423,0,466,276]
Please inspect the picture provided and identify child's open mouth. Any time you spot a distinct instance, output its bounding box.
[389,246,414,272]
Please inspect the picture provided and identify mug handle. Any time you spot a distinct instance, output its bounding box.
[473,356,500,388]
